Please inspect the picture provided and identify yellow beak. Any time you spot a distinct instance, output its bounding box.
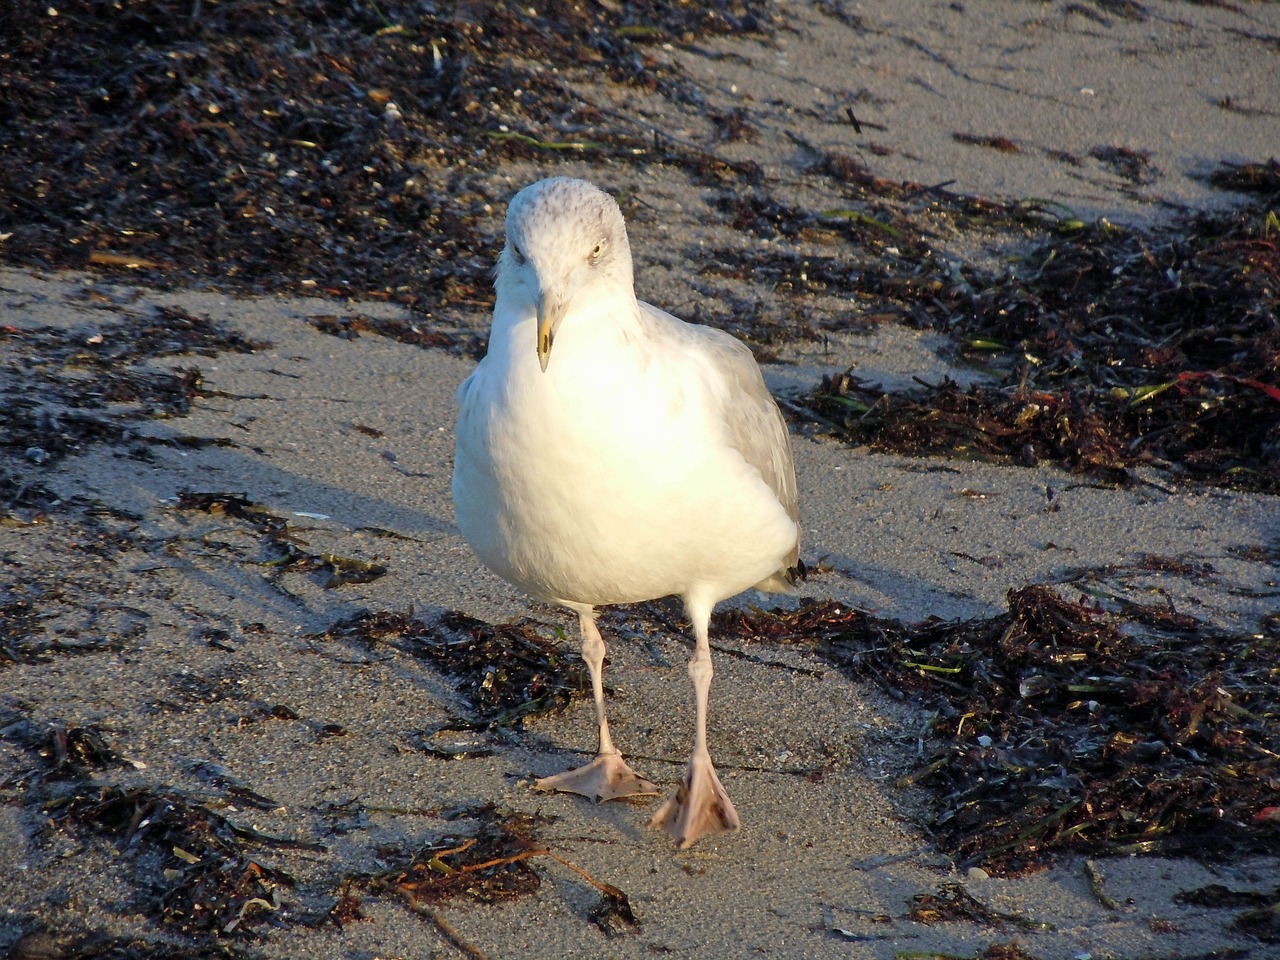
[536,290,566,373]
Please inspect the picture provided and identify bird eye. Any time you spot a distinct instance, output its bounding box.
[589,240,607,263]
[510,243,527,265]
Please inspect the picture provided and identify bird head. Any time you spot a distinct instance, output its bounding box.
[497,178,634,372]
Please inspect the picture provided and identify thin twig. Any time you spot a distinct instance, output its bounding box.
[541,849,628,899]
[459,847,543,873]
[402,899,490,959]
[1085,859,1120,911]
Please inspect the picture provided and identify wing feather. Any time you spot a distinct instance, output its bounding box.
[637,301,801,585]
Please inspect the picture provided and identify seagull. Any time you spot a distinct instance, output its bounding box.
[452,177,801,847]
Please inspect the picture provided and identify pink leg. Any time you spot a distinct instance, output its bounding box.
[648,594,740,847]
[534,610,658,803]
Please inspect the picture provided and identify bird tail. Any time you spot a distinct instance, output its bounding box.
[753,558,807,595]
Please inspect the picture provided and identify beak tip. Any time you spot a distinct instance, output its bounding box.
[535,290,560,373]
[536,324,553,373]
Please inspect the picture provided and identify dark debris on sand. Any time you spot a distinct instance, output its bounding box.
[5,927,264,960]
[0,0,777,307]
[0,306,269,481]
[0,716,125,783]
[0,716,317,939]
[314,608,587,725]
[174,490,388,588]
[908,883,1049,931]
[348,803,637,944]
[48,784,314,936]
[803,186,1280,492]
[0,504,156,664]
[367,805,546,907]
[3,4,1279,952]
[4,715,633,952]
[721,583,1280,875]
[4,4,1275,494]
[306,311,487,359]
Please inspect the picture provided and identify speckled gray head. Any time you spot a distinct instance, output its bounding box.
[498,178,635,371]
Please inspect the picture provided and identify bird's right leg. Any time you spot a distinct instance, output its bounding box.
[533,611,658,803]
[647,594,741,847]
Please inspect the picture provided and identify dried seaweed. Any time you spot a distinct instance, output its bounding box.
[1206,159,1280,196]
[811,373,1131,479]
[804,194,1280,492]
[0,307,267,474]
[5,927,263,960]
[0,513,151,666]
[176,490,316,572]
[954,133,1020,154]
[307,313,486,360]
[38,724,122,778]
[0,0,1059,355]
[691,179,1019,344]
[0,468,59,521]
[174,490,387,588]
[0,0,777,305]
[0,596,49,665]
[3,0,1275,501]
[908,883,1050,931]
[369,806,545,907]
[47,784,321,935]
[1175,884,1280,909]
[1091,144,1160,185]
[314,609,586,724]
[0,717,125,788]
[355,805,636,941]
[725,585,1280,874]
[1232,903,1280,943]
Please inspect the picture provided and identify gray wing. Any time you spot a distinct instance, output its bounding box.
[638,301,801,583]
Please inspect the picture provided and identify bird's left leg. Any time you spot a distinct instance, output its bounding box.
[534,610,658,803]
[648,595,741,847]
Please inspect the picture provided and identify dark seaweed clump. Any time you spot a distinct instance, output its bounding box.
[807,185,1280,492]
[5,717,631,953]
[315,609,587,724]
[0,716,316,939]
[346,804,636,944]
[367,805,545,907]
[49,785,310,935]
[0,0,775,305]
[723,584,1280,874]
[0,306,268,478]
[175,490,388,588]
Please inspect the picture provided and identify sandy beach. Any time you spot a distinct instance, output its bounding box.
[2,2,1278,958]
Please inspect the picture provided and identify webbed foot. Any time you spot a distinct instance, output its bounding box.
[534,751,659,803]
[647,751,740,847]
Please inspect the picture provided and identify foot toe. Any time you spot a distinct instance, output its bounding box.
[534,753,659,803]
[647,756,739,847]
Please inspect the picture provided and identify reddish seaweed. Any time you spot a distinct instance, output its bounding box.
[724,585,1280,874]
[47,784,320,935]
[350,805,636,944]
[805,193,1280,492]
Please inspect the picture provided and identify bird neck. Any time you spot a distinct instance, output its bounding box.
[489,287,640,372]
